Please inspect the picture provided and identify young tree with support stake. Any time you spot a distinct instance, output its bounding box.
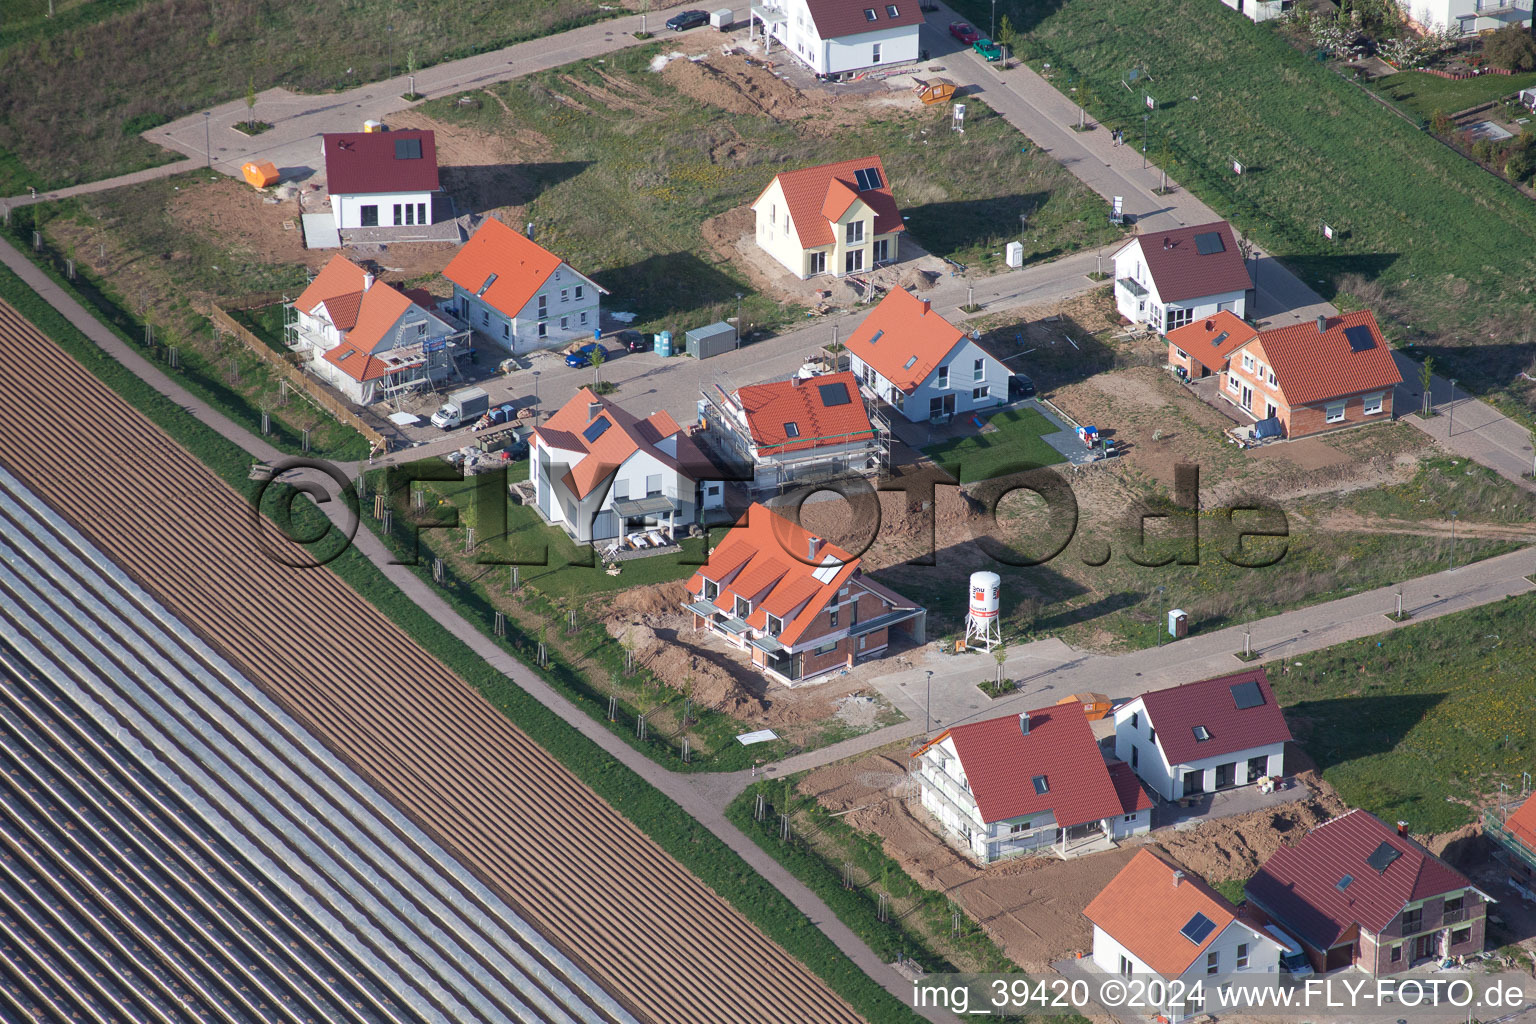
[245,76,256,132]
[589,343,606,388]
[1419,356,1435,417]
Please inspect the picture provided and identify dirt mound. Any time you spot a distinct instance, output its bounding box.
[899,267,938,293]
[661,54,822,121]
[1153,772,1350,882]
[606,580,688,620]
[608,620,766,718]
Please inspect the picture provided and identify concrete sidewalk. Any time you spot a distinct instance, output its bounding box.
[1396,351,1536,493]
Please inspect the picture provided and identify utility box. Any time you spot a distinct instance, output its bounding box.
[1005,241,1024,268]
[710,8,734,28]
[685,321,737,360]
[1168,609,1188,639]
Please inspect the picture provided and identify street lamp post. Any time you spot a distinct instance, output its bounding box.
[1155,586,1166,647]
[532,371,541,421]
[1142,114,1149,170]
[925,670,933,734]
[991,0,996,41]
[203,111,211,169]
[1447,378,1457,437]
[1450,511,1458,569]
[735,293,743,350]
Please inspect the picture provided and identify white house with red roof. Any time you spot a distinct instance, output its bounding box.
[322,129,444,232]
[1113,669,1293,803]
[531,388,721,545]
[683,503,924,683]
[914,706,1152,862]
[1112,221,1253,332]
[697,372,882,492]
[751,157,904,279]
[750,0,922,78]
[443,218,608,354]
[844,287,1009,422]
[286,255,465,405]
[1246,810,1490,973]
[1087,849,1283,1021]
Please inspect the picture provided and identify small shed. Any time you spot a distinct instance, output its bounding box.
[241,161,280,188]
[685,321,737,360]
[710,8,734,28]
[913,78,957,105]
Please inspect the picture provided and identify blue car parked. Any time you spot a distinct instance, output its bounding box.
[564,343,605,368]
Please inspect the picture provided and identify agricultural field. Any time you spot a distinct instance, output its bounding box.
[954,0,1536,419]
[0,0,618,194]
[1270,592,1536,834]
[415,43,1122,333]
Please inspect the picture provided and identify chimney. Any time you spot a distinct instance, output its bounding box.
[362,271,375,292]
[1317,314,1328,334]
[1173,870,1185,887]
[808,536,820,560]
[587,401,602,420]
[1019,711,1030,737]
[1397,821,1408,837]
[1205,319,1214,332]
[920,299,931,316]
[526,221,535,240]
[1163,237,1172,250]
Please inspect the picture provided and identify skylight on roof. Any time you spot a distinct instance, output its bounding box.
[853,167,883,191]
[1192,725,1211,742]
[1193,231,1225,255]
[903,356,918,370]
[477,272,498,297]
[886,3,899,14]
[582,417,612,443]
[818,382,851,407]
[864,7,878,19]
[785,422,801,438]
[395,137,423,160]
[1344,324,1377,353]
[1230,680,1265,710]
[1180,912,1216,944]
[1336,874,1354,891]
[1031,774,1049,795]
[869,329,884,344]
[1211,331,1229,348]
[1366,841,1402,874]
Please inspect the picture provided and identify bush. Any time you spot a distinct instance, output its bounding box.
[1430,109,1454,136]
[1506,147,1534,181]
[1485,23,1536,72]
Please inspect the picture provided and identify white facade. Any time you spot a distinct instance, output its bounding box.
[332,190,436,231]
[1090,920,1280,1022]
[851,336,1009,423]
[1220,0,1293,21]
[1112,239,1248,333]
[451,264,605,356]
[1113,698,1286,802]
[754,0,920,76]
[290,296,459,406]
[531,438,710,545]
[1399,0,1530,35]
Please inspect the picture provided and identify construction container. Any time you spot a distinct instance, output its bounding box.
[1056,692,1112,720]
[913,78,957,105]
[363,119,385,133]
[710,8,733,28]
[1168,609,1188,639]
[685,322,736,360]
[241,161,280,188]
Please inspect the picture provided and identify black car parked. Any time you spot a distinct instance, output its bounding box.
[616,329,652,353]
[1009,373,1036,400]
[666,9,709,30]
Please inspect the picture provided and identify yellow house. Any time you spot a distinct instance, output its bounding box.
[750,157,904,280]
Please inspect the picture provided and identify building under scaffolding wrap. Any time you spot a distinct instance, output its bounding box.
[695,370,888,494]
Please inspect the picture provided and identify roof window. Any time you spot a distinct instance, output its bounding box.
[864,7,878,19]
[1031,774,1049,795]
[395,137,423,160]
[785,422,801,437]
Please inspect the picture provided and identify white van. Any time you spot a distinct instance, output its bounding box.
[1265,924,1315,976]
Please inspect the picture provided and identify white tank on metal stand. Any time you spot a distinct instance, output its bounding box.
[963,571,1002,651]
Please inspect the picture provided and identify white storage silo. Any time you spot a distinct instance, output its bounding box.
[963,571,1002,651]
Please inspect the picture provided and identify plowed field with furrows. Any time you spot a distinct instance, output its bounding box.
[0,297,866,1024]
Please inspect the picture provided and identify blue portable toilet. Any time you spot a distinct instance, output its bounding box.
[656,330,673,357]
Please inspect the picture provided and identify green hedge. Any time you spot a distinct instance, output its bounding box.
[0,262,926,1024]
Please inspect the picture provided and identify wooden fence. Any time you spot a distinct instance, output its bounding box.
[207,304,389,452]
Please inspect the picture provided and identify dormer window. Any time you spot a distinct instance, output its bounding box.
[766,614,783,636]
[702,578,719,601]
[734,595,751,618]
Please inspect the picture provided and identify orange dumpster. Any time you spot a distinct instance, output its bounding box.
[1057,692,1112,720]
[913,78,957,105]
[241,161,280,188]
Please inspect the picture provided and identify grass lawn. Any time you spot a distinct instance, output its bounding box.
[949,0,1536,420]
[419,45,1122,334]
[0,0,620,194]
[1367,70,1536,122]
[923,406,1066,484]
[1269,592,1536,834]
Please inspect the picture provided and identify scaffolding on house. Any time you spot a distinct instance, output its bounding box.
[284,300,472,411]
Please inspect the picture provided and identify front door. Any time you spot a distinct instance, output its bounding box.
[1215,762,1236,790]
[1412,934,1436,962]
[1183,770,1204,796]
[1247,754,1268,782]
[1242,385,1253,411]
[873,238,890,263]
[359,204,379,227]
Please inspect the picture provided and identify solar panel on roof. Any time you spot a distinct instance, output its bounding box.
[818,382,851,407]
[1366,841,1402,874]
[582,417,611,443]
[395,137,423,160]
[1344,324,1377,352]
[1194,232,1225,255]
[1180,912,1216,944]
[1230,680,1265,710]
[1032,774,1049,795]
[853,167,883,191]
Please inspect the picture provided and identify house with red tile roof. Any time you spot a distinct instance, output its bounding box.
[1246,810,1490,974]
[914,705,1152,862]
[749,0,922,79]
[1112,221,1253,331]
[531,388,722,545]
[322,129,444,233]
[1087,849,1283,1019]
[1485,797,1536,901]
[1113,669,1293,802]
[843,287,1009,422]
[697,372,882,492]
[287,255,465,405]
[750,157,904,280]
[682,503,924,683]
[443,218,608,355]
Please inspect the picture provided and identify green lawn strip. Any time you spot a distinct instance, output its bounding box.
[1267,592,1536,834]
[729,779,1024,975]
[1324,454,1536,525]
[3,200,368,460]
[1367,70,1536,123]
[951,0,1536,414]
[0,260,926,1024]
[922,406,1066,484]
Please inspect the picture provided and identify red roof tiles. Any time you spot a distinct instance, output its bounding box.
[943,706,1128,826]
[1122,221,1252,303]
[534,388,710,500]
[801,0,924,39]
[443,218,605,320]
[1165,311,1256,372]
[1137,668,1292,766]
[1503,798,1536,854]
[292,255,437,383]
[735,372,875,455]
[322,130,440,195]
[844,288,964,394]
[757,157,903,249]
[1245,310,1402,407]
[1086,849,1258,977]
[1246,810,1478,950]
[1107,761,1154,815]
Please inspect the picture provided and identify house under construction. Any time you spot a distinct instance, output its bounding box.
[695,370,887,494]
